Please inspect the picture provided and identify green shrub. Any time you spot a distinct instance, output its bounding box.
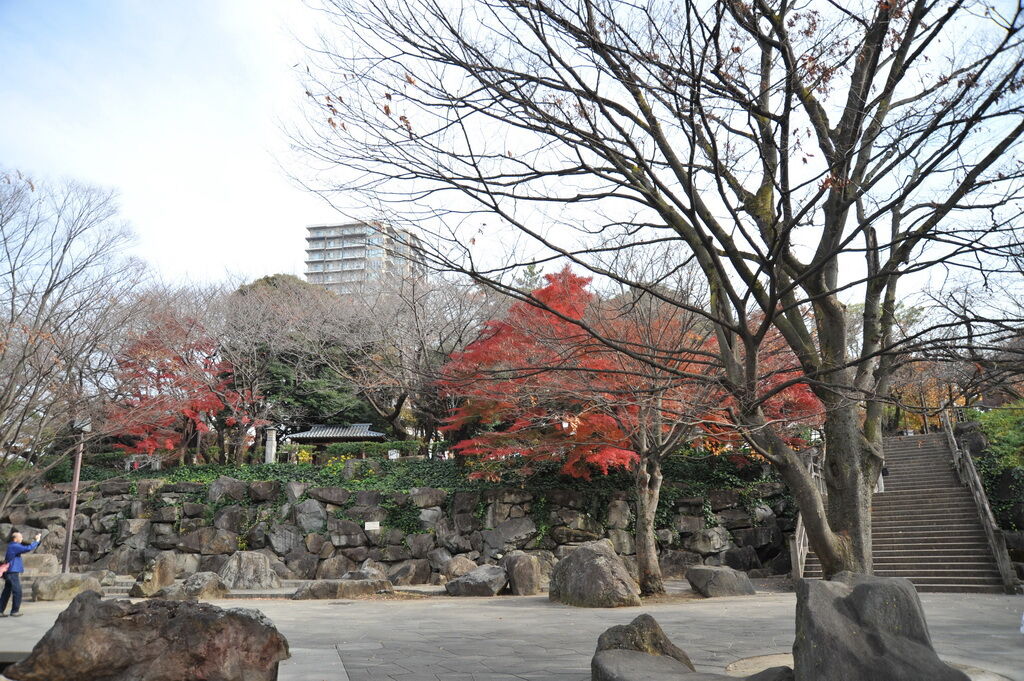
[323,441,421,458]
[972,402,1024,530]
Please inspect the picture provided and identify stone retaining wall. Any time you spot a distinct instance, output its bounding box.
[0,476,793,584]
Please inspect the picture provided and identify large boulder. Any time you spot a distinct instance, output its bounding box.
[218,551,282,590]
[267,524,304,556]
[293,498,327,533]
[248,480,281,503]
[793,573,969,681]
[658,549,702,579]
[157,572,229,601]
[595,614,695,671]
[84,570,118,587]
[442,554,478,580]
[357,558,389,580]
[549,539,640,608]
[291,579,394,600]
[177,528,239,555]
[408,487,447,508]
[445,565,508,597]
[207,475,248,504]
[591,650,695,681]
[21,553,60,576]
[91,545,146,575]
[406,533,436,558]
[494,516,538,549]
[315,555,357,580]
[591,650,791,681]
[307,486,350,506]
[686,565,756,597]
[212,505,249,534]
[426,547,453,571]
[31,574,103,601]
[500,551,542,595]
[606,500,632,530]
[328,519,367,548]
[723,545,762,572]
[683,527,731,555]
[387,558,432,586]
[129,551,178,597]
[5,591,288,681]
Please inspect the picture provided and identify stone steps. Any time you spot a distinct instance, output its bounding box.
[802,433,1003,593]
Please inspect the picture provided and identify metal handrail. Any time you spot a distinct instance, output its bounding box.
[789,450,824,580]
[940,410,1022,595]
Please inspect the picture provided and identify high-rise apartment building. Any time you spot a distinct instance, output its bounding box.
[304,222,425,294]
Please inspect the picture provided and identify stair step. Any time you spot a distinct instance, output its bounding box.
[873,526,986,535]
[872,521,984,530]
[806,561,999,569]
[872,541,991,550]
[872,508,979,518]
[872,518,982,527]
[873,496,974,504]
[883,478,960,485]
[872,488,974,497]
[803,573,1003,585]
[883,477,960,482]
[872,505,977,514]
[916,584,1006,593]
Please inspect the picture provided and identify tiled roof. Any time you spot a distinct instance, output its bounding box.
[287,423,386,441]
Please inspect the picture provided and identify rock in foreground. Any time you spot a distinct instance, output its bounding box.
[445,565,508,597]
[591,614,793,681]
[685,565,756,598]
[31,574,103,602]
[218,550,282,590]
[157,572,229,601]
[500,551,542,595]
[290,579,394,600]
[129,551,177,598]
[793,572,969,681]
[596,614,694,670]
[592,649,694,681]
[6,591,289,681]
[549,539,640,607]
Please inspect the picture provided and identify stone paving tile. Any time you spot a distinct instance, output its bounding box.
[2,587,1021,681]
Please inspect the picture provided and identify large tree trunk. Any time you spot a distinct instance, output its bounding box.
[815,402,883,577]
[216,428,227,464]
[633,454,664,596]
[751,408,878,580]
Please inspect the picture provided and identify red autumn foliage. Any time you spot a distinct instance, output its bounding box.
[106,314,256,456]
[440,268,821,480]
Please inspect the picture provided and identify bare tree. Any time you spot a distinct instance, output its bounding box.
[296,0,1024,577]
[306,272,500,442]
[0,171,144,512]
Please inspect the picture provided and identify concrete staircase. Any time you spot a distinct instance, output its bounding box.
[803,433,1005,593]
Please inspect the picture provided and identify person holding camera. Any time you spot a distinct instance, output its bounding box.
[0,530,42,617]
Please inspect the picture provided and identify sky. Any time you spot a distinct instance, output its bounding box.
[0,1,338,283]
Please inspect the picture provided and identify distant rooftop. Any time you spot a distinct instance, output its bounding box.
[287,423,386,442]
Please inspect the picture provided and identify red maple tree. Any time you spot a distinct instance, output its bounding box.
[107,313,256,462]
[440,267,821,594]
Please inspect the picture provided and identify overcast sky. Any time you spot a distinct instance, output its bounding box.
[0,1,338,283]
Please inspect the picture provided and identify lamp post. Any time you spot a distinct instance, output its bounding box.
[61,419,91,573]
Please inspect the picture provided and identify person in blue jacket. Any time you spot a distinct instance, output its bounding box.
[1,529,42,617]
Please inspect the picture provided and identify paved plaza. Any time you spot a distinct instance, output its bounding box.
[1,586,1021,681]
